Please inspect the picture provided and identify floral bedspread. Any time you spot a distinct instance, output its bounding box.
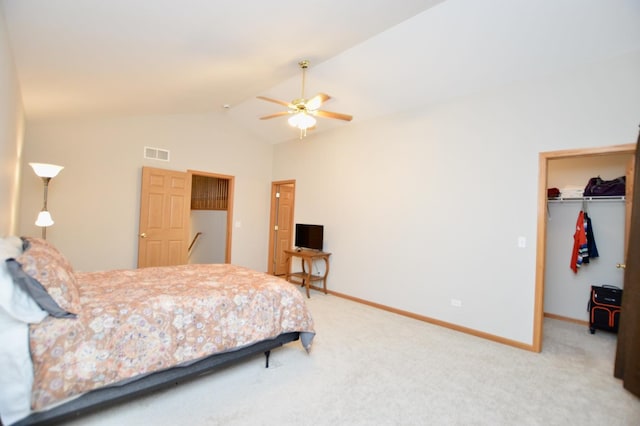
[29,264,315,410]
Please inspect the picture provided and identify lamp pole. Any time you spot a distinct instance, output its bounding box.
[41,177,51,239]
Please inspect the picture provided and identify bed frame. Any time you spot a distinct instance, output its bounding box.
[12,332,300,426]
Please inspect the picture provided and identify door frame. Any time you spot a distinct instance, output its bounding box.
[188,169,235,264]
[267,180,295,275]
[533,143,636,352]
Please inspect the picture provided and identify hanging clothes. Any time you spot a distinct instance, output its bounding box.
[584,212,599,259]
[570,210,589,273]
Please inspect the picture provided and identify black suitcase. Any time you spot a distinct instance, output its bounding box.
[588,285,623,334]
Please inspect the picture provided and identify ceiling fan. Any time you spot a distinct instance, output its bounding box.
[257,60,353,138]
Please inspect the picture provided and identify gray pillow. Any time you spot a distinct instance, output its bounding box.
[5,259,76,319]
[20,237,30,252]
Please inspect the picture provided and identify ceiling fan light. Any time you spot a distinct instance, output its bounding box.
[288,112,316,130]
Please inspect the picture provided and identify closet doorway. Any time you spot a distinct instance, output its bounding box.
[188,170,234,264]
[533,143,636,352]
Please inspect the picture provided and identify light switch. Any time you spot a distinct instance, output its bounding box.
[518,236,526,248]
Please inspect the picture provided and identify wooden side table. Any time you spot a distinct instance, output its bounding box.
[283,249,331,298]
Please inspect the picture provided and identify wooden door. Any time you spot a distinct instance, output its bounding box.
[614,131,640,397]
[268,181,295,275]
[138,167,192,267]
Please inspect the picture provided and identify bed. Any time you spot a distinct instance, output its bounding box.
[0,237,315,425]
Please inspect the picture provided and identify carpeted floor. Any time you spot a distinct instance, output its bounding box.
[64,290,639,425]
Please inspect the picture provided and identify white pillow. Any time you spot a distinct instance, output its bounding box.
[0,236,47,323]
[0,236,47,424]
[0,313,37,425]
[0,236,22,259]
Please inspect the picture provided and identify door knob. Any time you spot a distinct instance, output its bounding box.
[140,232,147,238]
[616,263,626,269]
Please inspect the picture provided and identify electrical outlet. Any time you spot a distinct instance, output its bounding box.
[451,299,462,307]
[517,236,526,248]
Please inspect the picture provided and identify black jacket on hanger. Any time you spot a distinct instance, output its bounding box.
[584,212,599,262]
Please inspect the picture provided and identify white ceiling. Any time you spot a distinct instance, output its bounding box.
[2,0,640,144]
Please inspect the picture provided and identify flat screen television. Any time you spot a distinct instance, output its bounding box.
[295,224,324,251]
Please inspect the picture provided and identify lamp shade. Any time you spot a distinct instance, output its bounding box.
[29,163,64,178]
[35,211,54,227]
[288,112,316,130]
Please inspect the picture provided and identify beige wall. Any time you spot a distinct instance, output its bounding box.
[547,155,629,190]
[0,6,24,236]
[273,50,640,346]
[19,112,273,272]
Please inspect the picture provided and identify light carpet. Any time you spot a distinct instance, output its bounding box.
[63,290,639,425]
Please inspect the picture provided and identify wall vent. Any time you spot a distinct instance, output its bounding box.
[144,146,170,161]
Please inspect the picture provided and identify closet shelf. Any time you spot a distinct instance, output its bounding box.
[547,196,625,203]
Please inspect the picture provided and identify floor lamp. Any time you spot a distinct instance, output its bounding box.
[29,162,64,239]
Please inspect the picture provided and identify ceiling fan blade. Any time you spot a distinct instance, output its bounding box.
[257,96,293,108]
[315,109,353,122]
[306,93,331,111]
[259,111,291,120]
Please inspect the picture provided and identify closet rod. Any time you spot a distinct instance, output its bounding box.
[547,196,625,203]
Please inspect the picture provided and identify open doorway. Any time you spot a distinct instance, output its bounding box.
[533,143,635,352]
[188,170,234,264]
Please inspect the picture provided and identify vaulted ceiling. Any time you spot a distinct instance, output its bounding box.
[2,0,639,143]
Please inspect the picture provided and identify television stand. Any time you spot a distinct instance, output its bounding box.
[284,249,331,298]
